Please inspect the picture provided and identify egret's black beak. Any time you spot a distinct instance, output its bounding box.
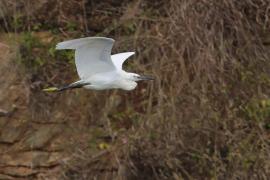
[138,75,155,81]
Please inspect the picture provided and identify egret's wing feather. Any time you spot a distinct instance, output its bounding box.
[56,37,116,79]
[111,52,135,70]
[56,37,114,50]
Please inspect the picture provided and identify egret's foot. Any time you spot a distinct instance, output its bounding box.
[42,87,59,92]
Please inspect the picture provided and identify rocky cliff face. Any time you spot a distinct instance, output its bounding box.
[0,36,64,179]
[0,32,130,179]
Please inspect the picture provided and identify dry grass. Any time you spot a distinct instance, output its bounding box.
[1,0,270,179]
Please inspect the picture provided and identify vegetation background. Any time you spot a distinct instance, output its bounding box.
[0,0,270,179]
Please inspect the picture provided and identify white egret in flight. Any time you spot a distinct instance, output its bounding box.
[43,37,154,92]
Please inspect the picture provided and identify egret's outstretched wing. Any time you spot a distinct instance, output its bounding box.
[56,37,116,79]
[111,52,135,70]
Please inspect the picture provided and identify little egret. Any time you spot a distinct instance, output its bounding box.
[43,37,154,92]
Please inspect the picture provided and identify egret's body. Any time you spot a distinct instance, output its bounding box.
[43,37,153,92]
[83,71,137,90]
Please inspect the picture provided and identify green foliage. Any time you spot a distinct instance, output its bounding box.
[48,45,75,62]
[241,99,270,129]
[242,99,270,121]
[66,21,78,32]
[122,21,137,35]
[11,13,24,30]
[18,32,76,75]
[33,23,42,31]
[57,50,75,66]
[21,32,42,50]
[18,32,45,72]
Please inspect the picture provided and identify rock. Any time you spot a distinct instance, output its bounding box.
[47,152,63,167]
[0,119,8,130]
[0,106,17,117]
[0,174,13,180]
[21,125,62,150]
[0,109,8,117]
[0,151,61,167]
[46,135,66,151]
[0,166,38,177]
[0,121,28,144]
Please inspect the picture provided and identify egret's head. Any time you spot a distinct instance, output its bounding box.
[127,73,155,82]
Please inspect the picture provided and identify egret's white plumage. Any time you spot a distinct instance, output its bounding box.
[43,37,154,92]
[111,52,135,71]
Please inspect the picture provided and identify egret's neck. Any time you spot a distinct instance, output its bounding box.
[120,71,138,90]
[122,72,139,81]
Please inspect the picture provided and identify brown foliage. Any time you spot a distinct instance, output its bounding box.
[1,0,270,179]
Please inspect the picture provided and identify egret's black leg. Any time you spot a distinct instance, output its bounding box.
[58,82,91,91]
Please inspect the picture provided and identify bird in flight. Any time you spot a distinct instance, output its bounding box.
[43,37,154,92]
